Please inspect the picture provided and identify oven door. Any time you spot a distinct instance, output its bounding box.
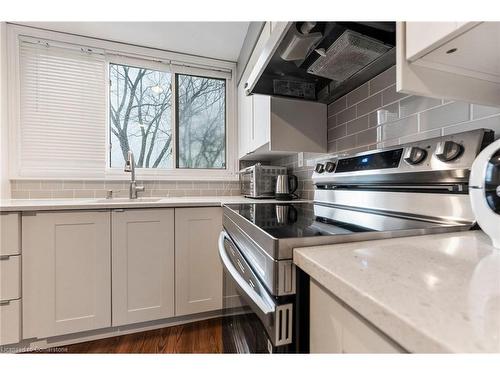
[218,231,294,353]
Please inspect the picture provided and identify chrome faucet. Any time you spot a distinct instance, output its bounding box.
[124,151,145,199]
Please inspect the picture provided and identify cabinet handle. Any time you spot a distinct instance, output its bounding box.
[0,255,11,261]
[0,300,10,306]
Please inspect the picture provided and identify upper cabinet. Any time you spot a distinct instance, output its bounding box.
[238,90,326,159]
[397,22,500,107]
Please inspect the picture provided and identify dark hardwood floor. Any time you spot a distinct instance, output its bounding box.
[47,318,224,354]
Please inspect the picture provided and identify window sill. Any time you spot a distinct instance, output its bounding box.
[11,170,239,182]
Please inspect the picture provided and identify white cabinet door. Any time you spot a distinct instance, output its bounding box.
[398,21,500,107]
[22,211,111,339]
[112,209,175,326]
[238,80,253,158]
[406,22,459,61]
[175,207,223,316]
[0,212,21,256]
[310,279,403,353]
[252,94,271,151]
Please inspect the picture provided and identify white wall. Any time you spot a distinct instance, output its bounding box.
[0,22,10,199]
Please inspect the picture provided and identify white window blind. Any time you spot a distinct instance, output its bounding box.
[18,39,107,178]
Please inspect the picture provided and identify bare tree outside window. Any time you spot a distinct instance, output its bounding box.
[109,63,173,168]
[177,74,226,169]
[110,65,226,170]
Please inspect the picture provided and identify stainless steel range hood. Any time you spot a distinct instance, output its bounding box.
[246,22,396,104]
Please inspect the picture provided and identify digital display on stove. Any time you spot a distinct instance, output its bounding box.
[335,148,403,173]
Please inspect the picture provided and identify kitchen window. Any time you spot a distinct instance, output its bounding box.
[9,25,236,180]
[176,74,226,169]
[109,63,174,169]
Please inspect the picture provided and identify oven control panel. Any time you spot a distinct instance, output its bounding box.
[312,128,493,183]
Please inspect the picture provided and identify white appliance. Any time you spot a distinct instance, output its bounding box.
[470,139,500,248]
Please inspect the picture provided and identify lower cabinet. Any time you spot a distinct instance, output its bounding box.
[22,211,111,339]
[175,207,223,316]
[310,279,404,353]
[18,206,223,341]
[112,209,175,326]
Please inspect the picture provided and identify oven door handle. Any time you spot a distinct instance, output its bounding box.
[218,232,274,316]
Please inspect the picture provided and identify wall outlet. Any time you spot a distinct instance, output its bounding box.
[297,152,304,167]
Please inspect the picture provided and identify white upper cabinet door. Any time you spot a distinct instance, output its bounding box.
[406,22,461,61]
[418,22,500,83]
[175,207,223,316]
[397,22,500,107]
[22,211,111,339]
[112,209,175,326]
[251,94,271,151]
[238,80,253,158]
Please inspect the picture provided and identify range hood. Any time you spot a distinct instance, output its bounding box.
[246,22,396,104]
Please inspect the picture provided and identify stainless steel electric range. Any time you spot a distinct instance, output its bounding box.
[218,128,494,353]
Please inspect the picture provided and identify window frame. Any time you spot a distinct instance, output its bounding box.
[7,24,238,181]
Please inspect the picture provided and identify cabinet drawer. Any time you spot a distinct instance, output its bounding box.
[1,255,21,301]
[0,213,21,256]
[0,299,21,345]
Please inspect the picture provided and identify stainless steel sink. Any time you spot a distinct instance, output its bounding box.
[92,197,162,204]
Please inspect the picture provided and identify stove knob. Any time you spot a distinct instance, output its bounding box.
[315,163,325,173]
[403,147,427,165]
[435,141,464,162]
[325,161,336,173]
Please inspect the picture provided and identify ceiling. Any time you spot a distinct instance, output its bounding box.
[19,22,250,61]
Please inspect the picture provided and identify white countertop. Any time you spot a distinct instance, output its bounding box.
[0,196,306,211]
[294,230,500,353]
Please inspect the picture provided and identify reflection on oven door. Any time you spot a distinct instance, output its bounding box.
[222,270,273,353]
[219,231,294,353]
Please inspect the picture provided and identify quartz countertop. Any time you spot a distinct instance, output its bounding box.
[294,230,500,353]
[0,196,307,212]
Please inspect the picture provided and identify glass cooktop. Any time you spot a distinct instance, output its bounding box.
[224,202,457,240]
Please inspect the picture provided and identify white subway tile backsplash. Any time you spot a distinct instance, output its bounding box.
[29,191,53,199]
[337,134,357,151]
[369,65,396,95]
[420,102,470,131]
[63,181,84,190]
[382,84,407,105]
[442,116,500,139]
[472,104,500,120]
[346,115,369,135]
[11,178,240,200]
[381,115,418,141]
[400,96,442,118]
[328,124,347,140]
[327,115,337,129]
[83,181,105,189]
[398,129,442,144]
[356,93,382,117]
[356,127,377,146]
[346,82,369,107]
[336,105,357,125]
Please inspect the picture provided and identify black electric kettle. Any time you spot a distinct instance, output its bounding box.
[275,174,298,200]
